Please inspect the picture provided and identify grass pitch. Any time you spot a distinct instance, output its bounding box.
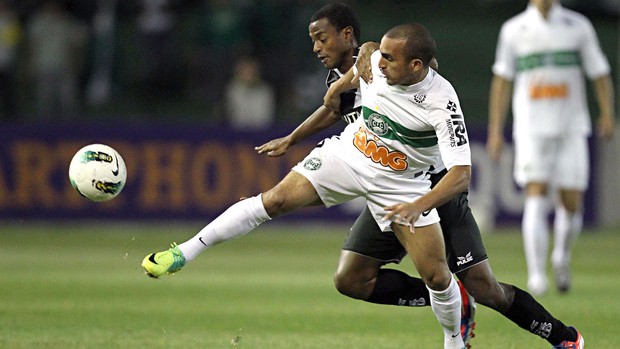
[1,221,618,348]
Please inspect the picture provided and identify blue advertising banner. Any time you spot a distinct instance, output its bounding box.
[0,121,596,226]
[0,121,357,221]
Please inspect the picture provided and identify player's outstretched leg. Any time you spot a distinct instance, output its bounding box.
[141,194,271,278]
[459,259,585,347]
[141,173,319,278]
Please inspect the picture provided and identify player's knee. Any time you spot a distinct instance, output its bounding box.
[261,190,287,217]
[466,281,513,312]
[559,190,582,213]
[561,200,581,213]
[420,269,452,291]
[333,270,368,300]
[526,182,548,196]
[494,283,516,311]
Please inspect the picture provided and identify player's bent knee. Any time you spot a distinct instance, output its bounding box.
[333,271,369,300]
[462,278,513,312]
[261,190,286,217]
[261,173,320,217]
[420,270,453,291]
[475,282,514,312]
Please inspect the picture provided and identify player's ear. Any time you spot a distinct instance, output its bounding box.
[342,26,354,46]
[409,58,423,72]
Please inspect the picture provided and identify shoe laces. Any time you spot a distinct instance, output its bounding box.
[168,243,186,269]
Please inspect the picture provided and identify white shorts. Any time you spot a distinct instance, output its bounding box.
[513,134,589,190]
[292,136,440,231]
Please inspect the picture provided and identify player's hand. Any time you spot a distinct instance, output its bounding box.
[383,202,423,234]
[255,136,292,157]
[356,42,379,84]
[598,113,615,140]
[486,133,504,162]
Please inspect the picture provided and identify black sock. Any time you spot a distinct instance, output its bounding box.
[366,269,430,307]
[503,286,577,345]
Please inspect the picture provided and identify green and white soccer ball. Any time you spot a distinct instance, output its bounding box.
[68,144,127,202]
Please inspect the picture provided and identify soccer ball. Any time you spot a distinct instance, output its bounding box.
[68,144,127,202]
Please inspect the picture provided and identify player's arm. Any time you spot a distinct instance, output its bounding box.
[324,67,359,112]
[592,74,616,140]
[383,165,471,232]
[385,98,472,232]
[255,106,341,157]
[419,165,471,208]
[486,74,512,162]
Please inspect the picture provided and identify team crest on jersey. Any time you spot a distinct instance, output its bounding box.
[303,157,322,171]
[412,94,426,104]
[367,113,389,136]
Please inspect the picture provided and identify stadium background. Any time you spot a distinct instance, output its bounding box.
[0,0,618,228]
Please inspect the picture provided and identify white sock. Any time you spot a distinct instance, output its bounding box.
[522,195,549,287]
[427,277,464,349]
[551,206,583,268]
[178,195,271,262]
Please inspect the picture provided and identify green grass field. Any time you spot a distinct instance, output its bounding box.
[1,221,618,348]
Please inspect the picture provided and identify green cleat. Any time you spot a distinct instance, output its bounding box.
[142,243,186,278]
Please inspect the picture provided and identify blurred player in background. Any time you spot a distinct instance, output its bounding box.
[259,3,585,348]
[487,0,615,302]
[0,0,20,119]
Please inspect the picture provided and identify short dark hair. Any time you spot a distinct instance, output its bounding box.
[385,23,436,66]
[310,3,361,44]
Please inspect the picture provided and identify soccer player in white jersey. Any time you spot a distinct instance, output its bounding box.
[325,19,584,349]
[257,4,584,348]
[487,0,615,303]
[143,22,467,349]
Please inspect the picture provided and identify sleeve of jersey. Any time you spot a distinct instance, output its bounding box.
[428,102,472,171]
[491,23,515,80]
[579,18,611,79]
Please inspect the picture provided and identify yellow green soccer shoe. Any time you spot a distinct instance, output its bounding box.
[142,243,186,278]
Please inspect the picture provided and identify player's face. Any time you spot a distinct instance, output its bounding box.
[377,36,423,86]
[309,18,352,70]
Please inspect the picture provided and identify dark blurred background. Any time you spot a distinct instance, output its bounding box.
[0,0,617,128]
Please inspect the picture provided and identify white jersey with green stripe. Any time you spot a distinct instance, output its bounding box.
[492,3,610,137]
[338,51,471,176]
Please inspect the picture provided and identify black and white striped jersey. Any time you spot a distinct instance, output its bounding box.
[325,50,361,124]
